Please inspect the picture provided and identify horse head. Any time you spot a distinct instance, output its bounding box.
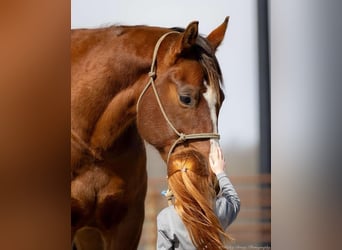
[136,17,229,171]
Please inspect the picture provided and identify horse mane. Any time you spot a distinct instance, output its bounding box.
[171,27,224,105]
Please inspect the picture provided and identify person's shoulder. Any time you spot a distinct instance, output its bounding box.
[157,206,174,219]
[157,206,177,228]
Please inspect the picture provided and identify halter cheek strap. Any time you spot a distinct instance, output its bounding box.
[136,31,220,163]
[136,31,178,111]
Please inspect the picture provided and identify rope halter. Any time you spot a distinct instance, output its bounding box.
[136,31,220,163]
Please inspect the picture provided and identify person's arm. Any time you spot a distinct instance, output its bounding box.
[209,145,240,229]
[215,172,240,229]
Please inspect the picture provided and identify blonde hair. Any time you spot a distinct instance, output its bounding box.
[167,150,232,249]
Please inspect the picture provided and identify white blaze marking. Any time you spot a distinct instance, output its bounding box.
[202,81,220,155]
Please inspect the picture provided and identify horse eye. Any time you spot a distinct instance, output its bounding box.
[179,95,192,105]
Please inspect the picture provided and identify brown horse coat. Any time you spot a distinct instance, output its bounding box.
[71,18,229,249]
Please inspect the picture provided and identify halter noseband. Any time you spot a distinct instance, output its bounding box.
[136,31,220,163]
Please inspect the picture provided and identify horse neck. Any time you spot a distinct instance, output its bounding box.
[73,26,170,154]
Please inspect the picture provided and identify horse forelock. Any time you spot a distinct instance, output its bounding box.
[197,36,224,106]
[171,27,223,105]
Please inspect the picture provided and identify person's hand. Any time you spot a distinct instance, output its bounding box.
[209,145,226,175]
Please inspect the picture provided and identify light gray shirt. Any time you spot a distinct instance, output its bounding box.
[156,172,240,250]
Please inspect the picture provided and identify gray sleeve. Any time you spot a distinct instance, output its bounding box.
[156,212,174,250]
[215,172,241,229]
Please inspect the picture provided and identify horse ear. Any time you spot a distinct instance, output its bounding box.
[181,21,199,49]
[207,16,230,50]
[167,21,199,65]
[173,21,199,54]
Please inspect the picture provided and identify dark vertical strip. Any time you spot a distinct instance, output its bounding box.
[257,0,271,174]
[257,3,271,248]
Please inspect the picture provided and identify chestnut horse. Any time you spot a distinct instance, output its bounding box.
[71,17,229,249]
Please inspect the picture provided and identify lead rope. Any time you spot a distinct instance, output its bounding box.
[136,31,220,164]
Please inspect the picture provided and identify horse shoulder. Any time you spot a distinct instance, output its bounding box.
[90,87,138,151]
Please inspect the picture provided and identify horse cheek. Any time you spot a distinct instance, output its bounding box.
[136,100,169,148]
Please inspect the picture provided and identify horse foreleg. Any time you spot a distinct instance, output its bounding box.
[101,201,145,250]
[71,177,98,249]
[73,227,104,250]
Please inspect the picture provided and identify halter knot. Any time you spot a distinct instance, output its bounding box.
[148,71,156,79]
[179,133,187,142]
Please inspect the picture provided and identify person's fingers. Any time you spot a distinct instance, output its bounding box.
[211,148,218,161]
[209,155,214,166]
[217,147,222,160]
